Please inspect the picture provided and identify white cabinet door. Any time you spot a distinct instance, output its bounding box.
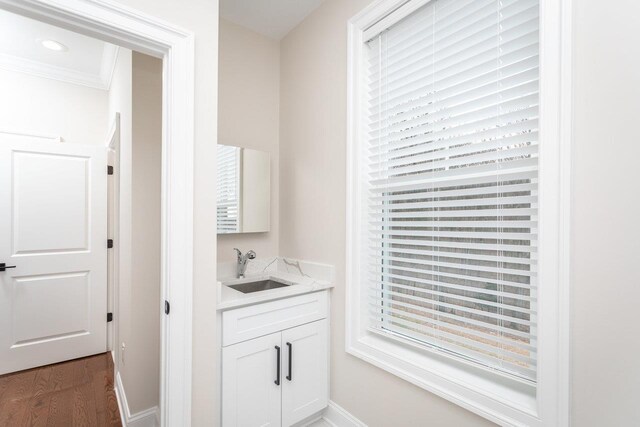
[282,319,329,426]
[0,136,107,375]
[222,331,283,427]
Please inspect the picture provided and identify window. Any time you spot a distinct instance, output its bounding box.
[368,0,539,382]
[347,0,569,424]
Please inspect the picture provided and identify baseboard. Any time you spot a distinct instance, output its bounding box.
[321,401,367,427]
[114,373,127,426]
[115,372,159,427]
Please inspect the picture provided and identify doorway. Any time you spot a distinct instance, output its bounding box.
[0,1,195,425]
[0,10,163,426]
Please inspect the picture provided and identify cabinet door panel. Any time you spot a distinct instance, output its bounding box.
[222,332,282,427]
[282,319,329,426]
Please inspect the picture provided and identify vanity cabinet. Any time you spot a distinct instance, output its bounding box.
[222,332,282,427]
[281,320,328,426]
[222,291,329,427]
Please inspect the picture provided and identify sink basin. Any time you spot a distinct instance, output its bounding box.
[227,279,290,294]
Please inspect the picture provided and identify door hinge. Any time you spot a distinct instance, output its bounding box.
[107,165,114,175]
[107,239,114,249]
[164,300,170,315]
[107,312,113,322]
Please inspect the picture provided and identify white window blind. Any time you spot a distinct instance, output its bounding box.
[217,145,241,233]
[364,0,539,381]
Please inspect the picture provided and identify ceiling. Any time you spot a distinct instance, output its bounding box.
[220,0,325,40]
[0,9,118,90]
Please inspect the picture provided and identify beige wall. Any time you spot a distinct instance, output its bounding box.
[108,48,162,414]
[115,0,220,424]
[279,1,494,426]
[280,0,640,425]
[217,18,280,262]
[0,67,108,143]
[572,0,640,425]
[98,0,640,424]
[128,52,162,413]
[241,148,271,233]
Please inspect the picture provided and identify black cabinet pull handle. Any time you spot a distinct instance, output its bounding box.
[0,263,16,272]
[286,342,292,381]
[274,345,281,385]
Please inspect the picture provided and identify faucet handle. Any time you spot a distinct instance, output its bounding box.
[247,250,256,260]
[233,248,242,259]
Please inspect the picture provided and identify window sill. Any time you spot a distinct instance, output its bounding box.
[347,330,543,426]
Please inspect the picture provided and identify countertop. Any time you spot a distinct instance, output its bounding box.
[216,257,334,311]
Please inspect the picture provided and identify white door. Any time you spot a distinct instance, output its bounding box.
[0,135,107,375]
[282,319,329,426]
[222,331,282,427]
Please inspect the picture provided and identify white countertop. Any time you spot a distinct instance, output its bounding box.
[216,257,334,311]
[217,272,333,311]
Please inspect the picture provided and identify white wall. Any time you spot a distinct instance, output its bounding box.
[115,1,220,424]
[0,67,108,143]
[572,0,640,425]
[279,1,494,425]
[217,18,280,262]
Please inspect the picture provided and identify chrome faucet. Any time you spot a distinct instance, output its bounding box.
[233,248,256,279]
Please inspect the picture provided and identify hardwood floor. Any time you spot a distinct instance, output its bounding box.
[0,353,122,427]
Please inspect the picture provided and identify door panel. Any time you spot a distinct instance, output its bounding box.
[13,151,90,253]
[0,135,107,374]
[222,332,282,427]
[282,319,329,426]
[12,271,90,344]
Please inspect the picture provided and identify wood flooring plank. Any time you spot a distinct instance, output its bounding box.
[72,358,93,387]
[0,368,37,426]
[93,371,107,415]
[0,397,29,426]
[2,369,37,401]
[87,354,108,374]
[95,353,118,426]
[104,356,121,427]
[0,371,13,402]
[21,394,51,427]
[32,366,53,398]
[48,360,76,392]
[106,353,114,372]
[72,382,98,427]
[104,390,122,426]
[94,367,121,426]
[46,388,74,427]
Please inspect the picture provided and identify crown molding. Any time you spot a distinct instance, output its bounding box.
[0,44,119,90]
[100,44,119,90]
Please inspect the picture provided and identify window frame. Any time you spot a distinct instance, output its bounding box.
[345,0,571,424]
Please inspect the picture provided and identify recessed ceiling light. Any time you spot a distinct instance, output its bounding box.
[40,39,67,52]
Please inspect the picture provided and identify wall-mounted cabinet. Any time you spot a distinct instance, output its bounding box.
[221,291,329,427]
